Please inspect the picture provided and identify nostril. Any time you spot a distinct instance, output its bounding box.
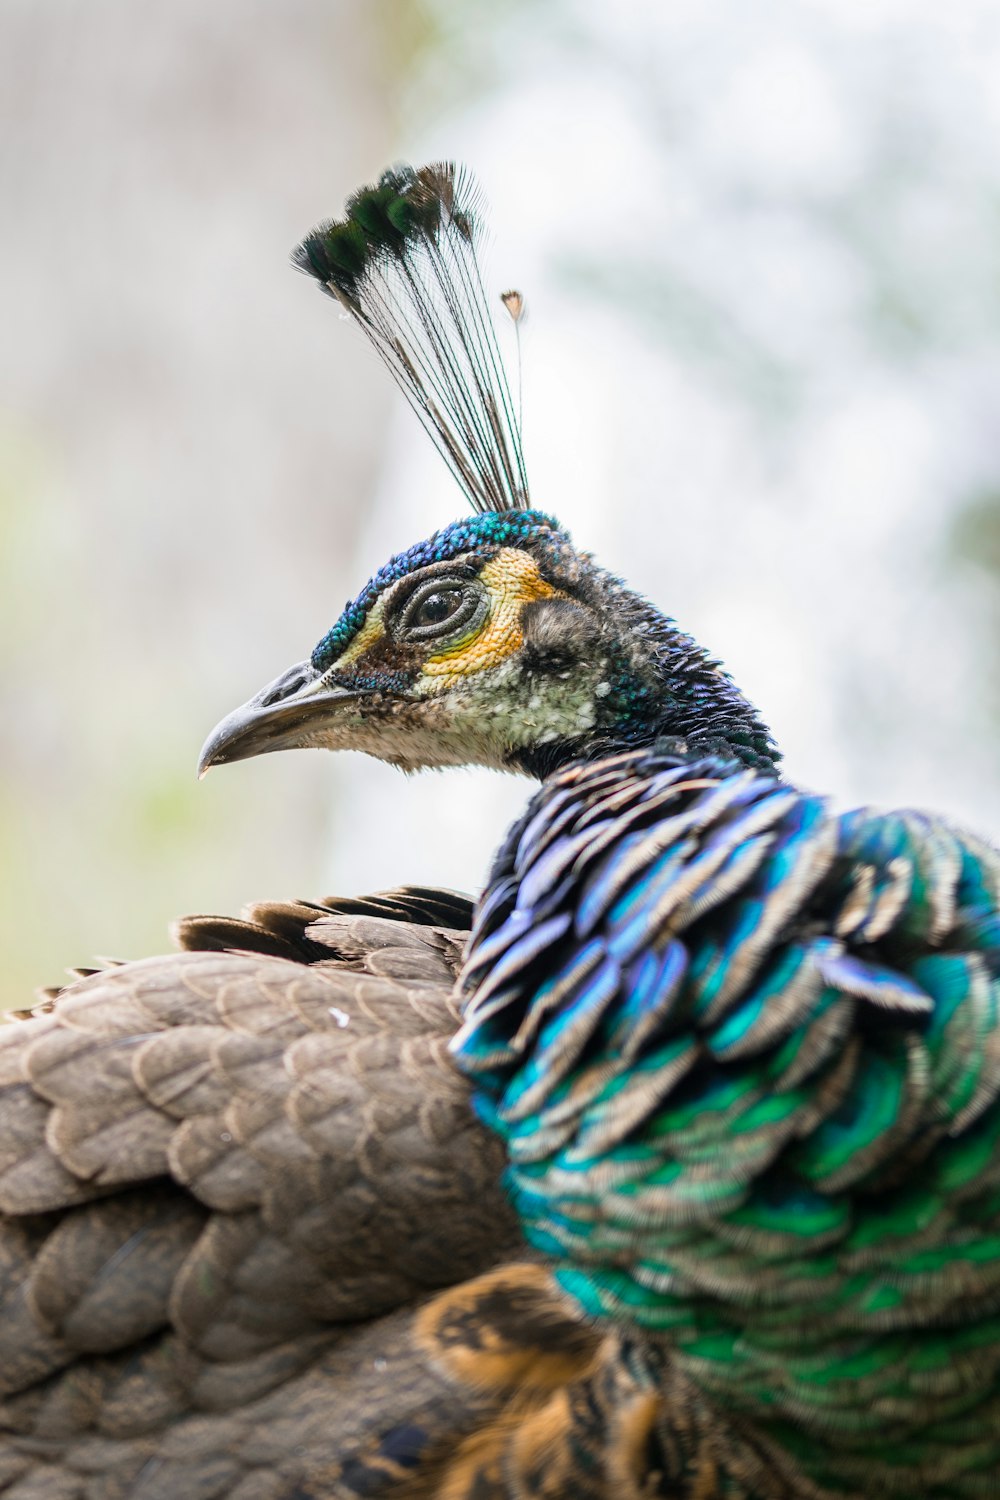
[259,666,311,708]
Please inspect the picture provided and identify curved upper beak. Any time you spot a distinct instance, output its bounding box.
[198,660,362,777]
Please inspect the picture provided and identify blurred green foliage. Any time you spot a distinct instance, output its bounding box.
[951,490,1000,581]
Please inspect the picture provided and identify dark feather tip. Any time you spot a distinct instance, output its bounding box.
[292,162,470,292]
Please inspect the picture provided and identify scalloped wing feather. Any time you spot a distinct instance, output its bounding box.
[0,891,795,1498]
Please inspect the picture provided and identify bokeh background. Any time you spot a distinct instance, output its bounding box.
[3,0,1000,1007]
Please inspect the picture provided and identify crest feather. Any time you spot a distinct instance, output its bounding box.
[293,163,529,515]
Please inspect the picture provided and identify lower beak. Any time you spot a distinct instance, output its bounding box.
[198,660,362,776]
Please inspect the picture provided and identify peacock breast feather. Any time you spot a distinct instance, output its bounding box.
[452,748,1000,1499]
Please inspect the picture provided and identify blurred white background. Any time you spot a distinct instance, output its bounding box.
[3,0,1000,1005]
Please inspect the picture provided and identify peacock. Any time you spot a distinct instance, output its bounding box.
[2,163,999,1500]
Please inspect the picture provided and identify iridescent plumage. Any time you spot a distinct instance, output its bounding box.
[454,749,1000,1496]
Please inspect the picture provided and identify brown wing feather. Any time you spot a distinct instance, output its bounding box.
[0,894,521,1493]
[0,890,786,1498]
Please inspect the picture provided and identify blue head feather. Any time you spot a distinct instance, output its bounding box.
[311,509,565,671]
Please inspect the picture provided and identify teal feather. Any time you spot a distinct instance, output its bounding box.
[453,749,1000,1497]
[608,940,689,1059]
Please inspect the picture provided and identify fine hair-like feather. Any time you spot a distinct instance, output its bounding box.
[293,162,529,515]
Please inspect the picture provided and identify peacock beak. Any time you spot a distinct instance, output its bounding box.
[198,660,362,776]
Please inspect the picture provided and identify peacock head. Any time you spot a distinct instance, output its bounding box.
[199,164,779,782]
[199,504,778,780]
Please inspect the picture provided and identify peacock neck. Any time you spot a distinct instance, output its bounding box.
[511,566,782,782]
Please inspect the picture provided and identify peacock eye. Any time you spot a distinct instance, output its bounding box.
[392,575,488,644]
[414,591,459,626]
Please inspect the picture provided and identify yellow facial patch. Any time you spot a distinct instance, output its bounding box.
[422,548,562,682]
[332,594,388,669]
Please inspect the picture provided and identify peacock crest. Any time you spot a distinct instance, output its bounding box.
[294,162,530,516]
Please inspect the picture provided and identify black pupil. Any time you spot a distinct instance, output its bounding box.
[416,591,457,625]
